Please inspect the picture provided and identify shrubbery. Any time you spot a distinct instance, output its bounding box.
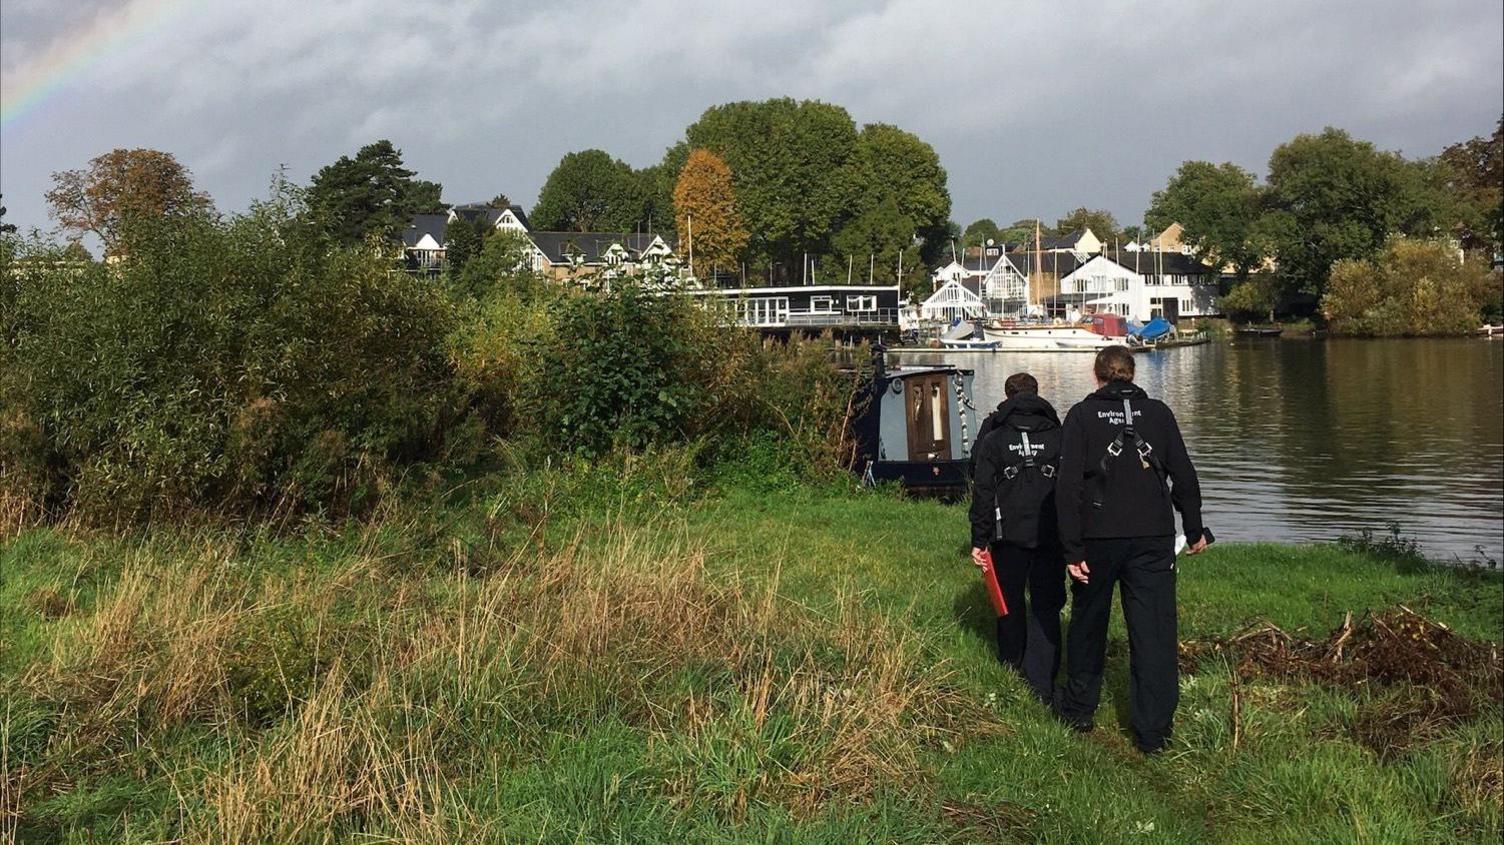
[1,193,464,521]
[1,195,859,525]
[1323,237,1503,336]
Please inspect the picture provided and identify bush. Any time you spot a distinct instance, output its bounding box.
[1322,237,1501,336]
[452,275,860,474]
[0,192,464,520]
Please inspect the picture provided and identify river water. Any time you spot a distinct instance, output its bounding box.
[900,338,1504,563]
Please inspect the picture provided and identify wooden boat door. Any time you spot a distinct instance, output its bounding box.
[906,374,951,460]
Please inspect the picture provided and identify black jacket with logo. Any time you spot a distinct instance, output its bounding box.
[969,393,1062,550]
[1055,380,1204,563]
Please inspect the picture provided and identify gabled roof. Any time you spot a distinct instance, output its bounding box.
[1000,250,1085,278]
[449,203,532,230]
[922,278,986,305]
[402,214,448,248]
[530,231,678,265]
[1100,250,1211,276]
[1012,229,1088,252]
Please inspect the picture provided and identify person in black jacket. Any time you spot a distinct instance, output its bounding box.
[969,372,1066,703]
[1054,345,1208,754]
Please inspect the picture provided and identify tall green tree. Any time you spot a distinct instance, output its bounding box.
[1147,161,1264,276]
[961,218,1000,249]
[686,98,862,276]
[443,215,487,276]
[637,142,688,238]
[1263,127,1447,294]
[307,140,443,245]
[1054,207,1119,242]
[0,195,15,234]
[1438,117,1503,253]
[831,197,924,288]
[531,149,644,232]
[848,123,952,265]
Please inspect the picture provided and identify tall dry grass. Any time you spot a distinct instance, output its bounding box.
[7,518,991,841]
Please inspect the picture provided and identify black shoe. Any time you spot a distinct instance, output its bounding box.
[1054,707,1094,734]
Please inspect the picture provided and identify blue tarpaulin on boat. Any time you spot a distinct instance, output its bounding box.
[1133,318,1174,340]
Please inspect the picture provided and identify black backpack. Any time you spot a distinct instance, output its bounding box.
[992,424,1060,549]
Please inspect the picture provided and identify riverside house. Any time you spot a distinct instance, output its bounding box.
[401,203,679,280]
[928,232,1222,323]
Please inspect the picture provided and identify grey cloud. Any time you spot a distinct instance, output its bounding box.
[1,0,1499,236]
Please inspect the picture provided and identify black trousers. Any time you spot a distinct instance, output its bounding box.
[989,541,1066,703]
[1057,535,1178,751]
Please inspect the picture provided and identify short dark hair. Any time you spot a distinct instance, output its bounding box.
[1004,372,1039,398]
[1094,346,1136,383]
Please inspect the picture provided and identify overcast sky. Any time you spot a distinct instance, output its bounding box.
[2,0,1500,238]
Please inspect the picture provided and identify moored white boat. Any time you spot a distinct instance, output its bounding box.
[981,325,1117,352]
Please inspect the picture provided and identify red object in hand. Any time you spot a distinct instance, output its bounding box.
[977,550,1010,617]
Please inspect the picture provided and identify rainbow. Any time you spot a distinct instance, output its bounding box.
[1,0,196,130]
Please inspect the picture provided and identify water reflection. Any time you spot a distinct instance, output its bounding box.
[900,339,1504,562]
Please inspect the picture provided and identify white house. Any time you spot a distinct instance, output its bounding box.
[920,279,988,323]
[929,246,1031,318]
[1058,250,1220,321]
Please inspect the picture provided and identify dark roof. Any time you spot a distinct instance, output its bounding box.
[529,231,677,265]
[449,203,532,230]
[1000,251,1085,278]
[1013,229,1086,251]
[1100,250,1212,276]
[401,213,448,248]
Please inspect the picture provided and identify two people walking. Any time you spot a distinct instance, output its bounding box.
[969,345,1208,754]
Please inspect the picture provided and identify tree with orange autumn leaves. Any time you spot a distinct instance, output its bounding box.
[46,148,213,254]
[672,149,748,278]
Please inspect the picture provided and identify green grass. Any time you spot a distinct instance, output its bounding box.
[3,477,1500,843]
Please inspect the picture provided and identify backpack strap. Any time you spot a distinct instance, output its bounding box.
[1092,398,1165,509]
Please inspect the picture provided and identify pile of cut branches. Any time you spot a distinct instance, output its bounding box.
[1182,606,1502,754]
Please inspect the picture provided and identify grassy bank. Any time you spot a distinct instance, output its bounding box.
[3,477,1500,843]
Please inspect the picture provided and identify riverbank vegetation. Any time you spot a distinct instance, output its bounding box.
[1324,237,1502,336]
[1143,119,1503,332]
[4,470,1501,842]
[0,181,853,527]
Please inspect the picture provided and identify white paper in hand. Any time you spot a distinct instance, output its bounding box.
[1174,535,1188,556]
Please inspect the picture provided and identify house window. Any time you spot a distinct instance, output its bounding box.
[1116,277,1129,292]
[846,295,877,312]
[810,295,835,314]
[744,297,790,326]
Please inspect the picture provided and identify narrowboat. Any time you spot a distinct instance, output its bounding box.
[848,346,978,492]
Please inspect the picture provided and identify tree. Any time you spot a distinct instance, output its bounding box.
[1323,237,1501,336]
[1438,117,1503,253]
[686,99,862,276]
[489,192,513,209]
[443,215,486,276]
[830,197,924,288]
[637,142,688,238]
[961,218,1000,249]
[1263,127,1446,295]
[848,123,952,265]
[673,149,749,276]
[1122,225,1143,243]
[306,140,443,245]
[999,218,1051,248]
[1055,207,1119,242]
[45,148,212,252]
[531,149,644,232]
[1146,161,1264,276]
[0,195,15,234]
